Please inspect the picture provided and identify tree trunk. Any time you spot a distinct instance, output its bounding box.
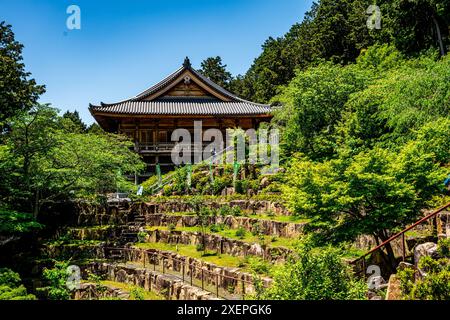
[33,189,40,219]
[432,14,446,57]
[376,232,397,273]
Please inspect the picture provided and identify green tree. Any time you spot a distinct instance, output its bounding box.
[39,261,72,300]
[199,56,232,90]
[0,209,42,246]
[378,0,450,56]
[338,52,450,152]
[1,105,145,217]
[233,0,450,104]
[0,22,45,128]
[61,110,87,133]
[187,196,210,255]
[86,123,104,135]
[274,62,370,160]
[283,141,445,266]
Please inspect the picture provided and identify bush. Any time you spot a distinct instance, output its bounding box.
[235,227,247,239]
[397,267,416,297]
[248,257,271,275]
[231,206,242,217]
[39,261,73,300]
[168,224,176,232]
[398,256,450,300]
[0,209,43,236]
[0,268,36,300]
[262,242,367,300]
[137,231,147,243]
[437,238,450,258]
[211,177,231,195]
[137,175,159,196]
[130,287,146,300]
[209,224,224,233]
[251,222,263,237]
[219,205,232,217]
[235,180,246,194]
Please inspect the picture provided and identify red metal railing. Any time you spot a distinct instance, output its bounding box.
[351,202,450,276]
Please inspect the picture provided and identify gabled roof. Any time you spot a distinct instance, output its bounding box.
[89,57,272,117]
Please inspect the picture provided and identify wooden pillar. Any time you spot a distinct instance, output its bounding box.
[134,121,139,151]
[155,120,160,166]
[155,120,160,147]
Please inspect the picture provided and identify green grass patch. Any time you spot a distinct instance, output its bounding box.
[134,242,245,268]
[160,211,308,224]
[245,213,309,224]
[133,242,274,276]
[145,226,299,249]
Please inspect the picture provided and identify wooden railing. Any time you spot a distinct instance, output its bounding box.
[137,143,212,153]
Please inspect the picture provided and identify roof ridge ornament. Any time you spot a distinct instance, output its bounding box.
[183,56,191,68]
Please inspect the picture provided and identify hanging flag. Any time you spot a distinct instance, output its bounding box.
[156,163,162,186]
[186,163,192,189]
[233,161,240,188]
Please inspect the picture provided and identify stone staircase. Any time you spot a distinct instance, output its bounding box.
[119,212,146,245]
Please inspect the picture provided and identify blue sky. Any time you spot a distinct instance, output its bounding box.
[0,0,313,124]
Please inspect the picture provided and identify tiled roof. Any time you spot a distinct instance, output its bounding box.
[89,57,271,116]
[90,100,272,116]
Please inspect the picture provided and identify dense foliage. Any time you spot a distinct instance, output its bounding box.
[0,209,42,246]
[280,46,449,263]
[398,239,450,300]
[0,268,36,300]
[229,0,450,103]
[39,261,72,300]
[0,105,145,217]
[263,242,366,300]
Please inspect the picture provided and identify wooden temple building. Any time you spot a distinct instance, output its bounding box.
[89,58,272,178]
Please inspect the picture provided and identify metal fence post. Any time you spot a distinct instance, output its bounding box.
[182,264,185,282]
[242,280,245,300]
[216,274,219,298]
[201,269,204,290]
[162,258,165,274]
[190,266,193,286]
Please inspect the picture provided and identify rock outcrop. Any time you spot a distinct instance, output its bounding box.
[414,242,438,266]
